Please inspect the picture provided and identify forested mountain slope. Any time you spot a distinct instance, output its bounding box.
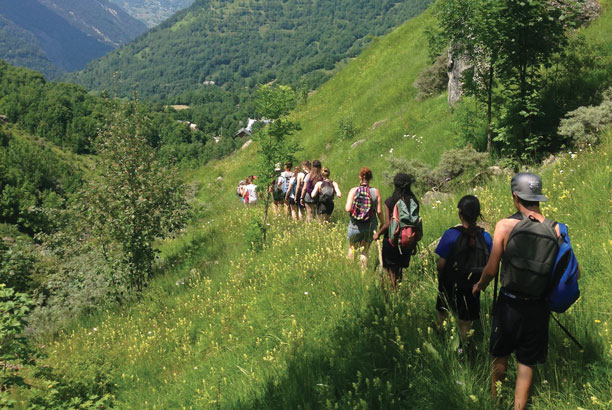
[109,0,196,27]
[69,0,431,138]
[0,0,147,76]
[72,0,432,99]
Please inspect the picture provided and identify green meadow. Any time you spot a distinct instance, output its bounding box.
[29,2,612,409]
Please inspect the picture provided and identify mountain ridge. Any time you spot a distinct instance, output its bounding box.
[0,0,147,77]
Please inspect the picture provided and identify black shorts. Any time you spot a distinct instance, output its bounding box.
[489,290,550,366]
[382,238,411,269]
[317,201,334,215]
[436,274,480,321]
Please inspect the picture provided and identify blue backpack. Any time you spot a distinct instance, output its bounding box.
[549,222,580,313]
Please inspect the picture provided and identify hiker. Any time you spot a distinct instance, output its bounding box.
[345,167,383,271]
[285,166,300,220]
[295,160,310,220]
[301,159,322,222]
[237,180,246,204]
[472,173,579,410]
[279,161,294,217]
[241,176,258,206]
[435,195,492,345]
[271,165,284,213]
[311,166,342,222]
[373,173,422,289]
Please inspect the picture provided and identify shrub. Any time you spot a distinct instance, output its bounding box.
[0,285,34,393]
[337,115,358,140]
[384,145,489,191]
[413,51,449,101]
[0,237,37,293]
[558,88,612,148]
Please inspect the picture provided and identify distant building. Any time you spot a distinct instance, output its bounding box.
[203,80,216,86]
[0,114,8,122]
[233,118,271,138]
[234,127,252,139]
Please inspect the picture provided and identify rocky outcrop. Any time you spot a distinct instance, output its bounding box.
[447,50,471,106]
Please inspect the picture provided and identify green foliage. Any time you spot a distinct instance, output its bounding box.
[336,115,358,140]
[0,284,33,392]
[451,98,488,151]
[432,0,585,158]
[71,0,432,150]
[79,100,189,293]
[558,88,612,148]
[413,51,449,101]
[253,84,300,241]
[27,357,115,409]
[0,125,81,235]
[0,237,37,293]
[384,145,490,191]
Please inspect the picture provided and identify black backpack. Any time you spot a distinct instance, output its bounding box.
[446,226,490,290]
[502,216,560,298]
[319,180,335,203]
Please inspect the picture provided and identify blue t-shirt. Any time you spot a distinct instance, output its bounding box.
[435,226,493,259]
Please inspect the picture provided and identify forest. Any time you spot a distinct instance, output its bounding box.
[71,0,432,137]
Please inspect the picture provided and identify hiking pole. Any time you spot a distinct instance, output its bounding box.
[551,314,583,350]
[376,238,384,278]
[492,271,498,317]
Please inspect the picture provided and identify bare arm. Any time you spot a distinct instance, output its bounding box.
[333,181,342,198]
[311,181,322,198]
[473,219,513,295]
[437,257,447,273]
[345,188,356,213]
[375,189,384,225]
[374,203,391,241]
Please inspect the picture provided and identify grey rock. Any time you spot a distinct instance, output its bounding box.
[422,190,453,205]
[351,138,366,149]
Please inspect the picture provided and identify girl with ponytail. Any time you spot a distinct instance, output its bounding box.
[434,195,492,346]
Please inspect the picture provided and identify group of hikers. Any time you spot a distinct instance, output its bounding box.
[239,163,580,410]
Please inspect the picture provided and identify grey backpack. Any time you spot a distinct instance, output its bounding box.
[319,181,335,203]
[502,216,560,298]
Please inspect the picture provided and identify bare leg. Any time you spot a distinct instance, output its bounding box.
[305,203,314,222]
[358,241,371,271]
[514,363,534,410]
[347,243,355,261]
[492,356,509,397]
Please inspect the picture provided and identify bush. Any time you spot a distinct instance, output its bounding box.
[558,88,612,148]
[0,285,34,392]
[0,237,37,293]
[413,51,448,101]
[384,145,489,191]
[451,98,488,151]
[337,115,358,140]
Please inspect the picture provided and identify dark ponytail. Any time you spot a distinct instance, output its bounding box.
[457,195,483,235]
[390,173,419,212]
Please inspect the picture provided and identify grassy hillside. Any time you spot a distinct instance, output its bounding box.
[29,2,612,409]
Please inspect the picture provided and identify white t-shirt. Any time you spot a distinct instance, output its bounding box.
[245,184,258,203]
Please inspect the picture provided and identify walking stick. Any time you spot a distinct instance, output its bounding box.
[551,314,583,350]
[376,238,384,277]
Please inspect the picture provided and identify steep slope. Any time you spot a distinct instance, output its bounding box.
[109,0,196,27]
[0,16,63,79]
[38,0,148,47]
[0,0,146,76]
[23,1,612,409]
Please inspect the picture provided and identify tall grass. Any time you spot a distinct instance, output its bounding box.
[30,2,612,409]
